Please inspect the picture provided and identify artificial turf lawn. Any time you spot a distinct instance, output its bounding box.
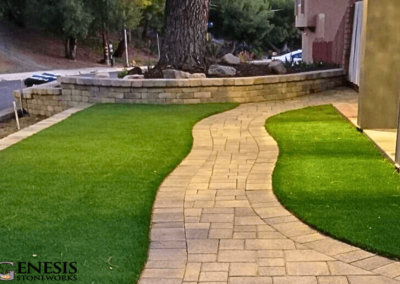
[266,105,400,259]
[0,103,237,283]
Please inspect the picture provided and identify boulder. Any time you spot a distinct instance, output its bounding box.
[123,75,144,80]
[189,73,207,78]
[94,72,110,78]
[162,69,191,79]
[128,67,143,75]
[221,53,241,65]
[208,65,236,77]
[269,60,287,75]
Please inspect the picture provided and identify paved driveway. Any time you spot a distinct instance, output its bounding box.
[0,80,24,110]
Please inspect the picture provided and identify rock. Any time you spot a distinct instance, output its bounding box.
[269,60,287,75]
[128,67,143,75]
[162,69,191,79]
[94,72,110,78]
[221,53,241,65]
[208,65,236,77]
[189,73,206,78]
[123,75,144,80]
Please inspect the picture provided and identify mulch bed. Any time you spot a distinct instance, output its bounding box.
[0,115,46,139]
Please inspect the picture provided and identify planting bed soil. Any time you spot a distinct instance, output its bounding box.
[0,115,46,139]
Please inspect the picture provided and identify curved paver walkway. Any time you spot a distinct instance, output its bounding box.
[139,89,400,284]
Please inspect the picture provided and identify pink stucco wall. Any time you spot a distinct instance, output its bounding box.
[297,0,358,66]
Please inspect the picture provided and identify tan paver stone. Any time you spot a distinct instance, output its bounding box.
[235,217,265,225]
[258,250,284,258]
[184,263,201,282]
[139,279,183,284]
[150,228,185,241]
[229,263,258,276]
[233,232,257,239]
[202,263,230,272]
[254,207,292,219]
[215,200,251,208]
[209,229,233,239]
[285,250,334,262]
[188,239,219,254]
[199,271,228,282]
[186,229,209,239]
[352,256,393,270]
[201,214,234,223]
[259,267,286,276]
[317,276,349,284]
[146,260,187,269]
[218,251,257,262]
[258,258,285,267]
[291,234,327,244]
[348,276,400,284]
[257,231,286,239]
[220,240,245,250]
[203,208,234,214]
[148,249,187,261]
[334,250,375,263]
[272,222,315,238]
[372,263,400,278]
[188,254,217,263]
[235,225,257,232]
[327,261,374,275]
[211,223,234,229]
[141,268,185,278]
[286,262,330,276]
[150,241,187,249]
[272,276,318,284]
[246,239,296,250]
[305,239,358,256]
[228,277,273,284]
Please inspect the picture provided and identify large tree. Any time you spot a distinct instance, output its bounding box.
[157,0,211,72]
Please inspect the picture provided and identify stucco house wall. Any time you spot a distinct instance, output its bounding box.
[296,0,357,68]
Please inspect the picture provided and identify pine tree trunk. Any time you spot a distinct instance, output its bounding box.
[158,0,210,72]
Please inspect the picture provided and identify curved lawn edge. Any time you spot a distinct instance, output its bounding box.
[0,103,239,284]
[266,105,400,260]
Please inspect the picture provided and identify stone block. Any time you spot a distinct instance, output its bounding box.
[194,92,211,99]
[125,93,142,99]
[177,93,194,99]
[159,93,177,99]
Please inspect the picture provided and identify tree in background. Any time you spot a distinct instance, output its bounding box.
[263,0,300,53]
[0,0,26,27]
[25,0,93,60]
[210,0,300,54]
[210,0,274,49]
[156,0,211,72]
[141,0,165,39]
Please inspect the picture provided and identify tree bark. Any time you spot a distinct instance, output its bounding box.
[158,0,210,72]
[102,28,110,65]
[65,37,77,60]
[114,39,126,58]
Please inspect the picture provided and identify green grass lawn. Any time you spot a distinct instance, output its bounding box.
[0,103,237,283]
[266,105,400,260]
